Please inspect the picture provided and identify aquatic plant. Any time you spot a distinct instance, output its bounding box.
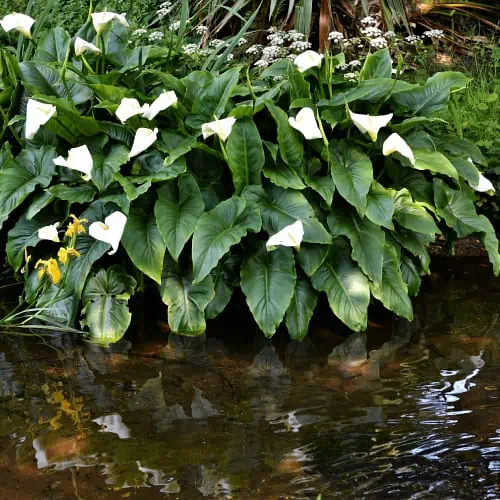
[0,6,498,345]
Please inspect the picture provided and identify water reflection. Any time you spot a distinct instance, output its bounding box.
[0,261,499,497]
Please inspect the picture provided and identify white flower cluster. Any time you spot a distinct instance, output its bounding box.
[328,31,344,42]
[361,26,383,38]
[183,43,199,55]
[267,31,286,46]
[246,44,262,55]
[348,59,361,68]
[149,31,164,42]
[254,59,269,68]
[423,29,444,39]
[343,37,363,49]
[195,25,208,35]
[344,72,358,81]
[209,39,225,48]
[405,34,421,45]
[169,20,180,31]
[290,40,311,52]
[360,16,376,26]
[370,36,387,49]
[132,28,147,36]
[287,30,305,42]
[237,37,247,46]
[384,30,396,39]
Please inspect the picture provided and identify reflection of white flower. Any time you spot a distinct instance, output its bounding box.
[288,108,322,140]
[466,159,495,194]
[142,91,177,120]
[129,127,158,159]
[93,414,130,439]
[38,223,60,243]
[89,211,127,255]
[53,145,93,181]
[91,12,129,35]
[383,133,415,165]
[294,50,324,73]
[74,37,101,57]
[349,109,393,142]
[201,117,236,142]
[25,99,57,140]
[266,221,304,251]
[0,13,35,38]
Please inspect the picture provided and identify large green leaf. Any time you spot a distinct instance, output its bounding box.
[263,156,306,190]
[329,140,373,216]
[187,67,241,127]
[0,147,57,230]
[297,244,329,277]
[365,181,394,229]
[34,27,70,63]
[240,244,296,337]
[226,117,264,193]
[155,174,204,262]
[393,189,440,234]
[400,252,422,297]
[205,255,240,320]
[6,211,60,272]
[390,72,470,116]
[285,274,318,340]
[122,195,167,284]
[437,134,486,166]
[412,149,458,180]
[304,158,335,206]
[449,156,480,185]
[36,285,79,327]
[288,62,310,100]
[161,252,215,335]
[192,196,261,283]
[370,244,413,321]
[360,48,392,80]
[92,144,129,192]
[328,211,385,284]
[392,229,433,273]
[266,102,304,172]
[82,266,136,346]
[311,240,370,332]
[243,185,331,244]
[49,183,97,203]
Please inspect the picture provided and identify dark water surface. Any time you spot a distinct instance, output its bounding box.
[0,257,499,499]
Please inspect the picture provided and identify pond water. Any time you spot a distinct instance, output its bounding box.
[0,257,499,499]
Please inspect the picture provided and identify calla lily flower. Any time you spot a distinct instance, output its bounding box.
[266,221,304,251]
[53,145,93,181]
[288,108,323,140]
[91,12,129,35]
[25,99,57,140]
[0,13,35,38]
[382,133,415,165]
[115,97,146,123]
[201,117,237,142]
[89,211,127,255]
[38,223,60,243]
[349,109,393,142]
[294,50,324,73]
[74,37,101,57]
[128,127,158,159]
[142,91,178,120]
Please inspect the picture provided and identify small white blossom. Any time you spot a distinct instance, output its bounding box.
[290,40,312,52]
[384,30,396,39]
[267,31,286,46]
[132,28,147,36]
[254,59,269,68]
[148,31,164,42]
[237,37,247,46]
[183,43,199,55]
[370,36,387,49]
[195,25,208,35]
[361,26,383,38]
[344,72,358,82]
[169,20,180,31]
[328,31,344,42]
[423,29,444,39]
[286,30,305,42]
[348,59,361,68]
[246,44,262,55]
[160,1,172,7]
[360,16,376,26]
[405,35,421,45]
[157,7,171,18]
[209,39,225,48]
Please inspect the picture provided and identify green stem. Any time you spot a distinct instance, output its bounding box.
[80,55,95,74]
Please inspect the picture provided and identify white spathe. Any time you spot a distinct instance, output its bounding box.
[266,220,304,251]
[382,133,415,165]
[91,11,129,35]
[201,117,237,142]
[294,50,324,73]
[349,109,393,142]
[466,157,495,194]
[0,13,35,38]
[288,108,323,140]
[25,99,57,140]
[89,211,127,255]
[53,145,93,181]
[142,91,178,120]
[38,223,60,243]
[116,97,146,123]
[128,127,158,158]
[74,37,101,57]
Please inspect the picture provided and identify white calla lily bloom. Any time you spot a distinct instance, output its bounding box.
[349,109,393,142]
[89,211,127,255]
[466,157,495,194]
[142,91,178,120]
[38,223,60,243]
[288,108,323,140]
[383,133,415,165]
[91,12,129,35]
[266,221,304,251]
[128,127,158,159]
[294,50,324,73]
[74,37,101,57]
[53,145,93,181]
[115,97,146,123]
[25,99,57,140]
[201,117,237,142]
[0,13,35,38]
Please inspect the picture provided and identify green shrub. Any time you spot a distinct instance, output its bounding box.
[1,12,499,346]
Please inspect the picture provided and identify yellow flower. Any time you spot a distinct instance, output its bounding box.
[57,247,81,265]
[65,214,87,238]
[35,258,62,284]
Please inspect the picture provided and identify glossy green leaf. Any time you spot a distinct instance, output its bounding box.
[297,243,329,277]
[205,255,240,320]
[360,48,392,80]
[304,158,334,206]
[400,252,422,297]
[365,181,394,229]
[286,274,318,340]
[412,149,458,180]
[49,183,97,203]
[34,27,70,63]
[394,189,440,234]
[92,145,129,192]
[392,229,433,273]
